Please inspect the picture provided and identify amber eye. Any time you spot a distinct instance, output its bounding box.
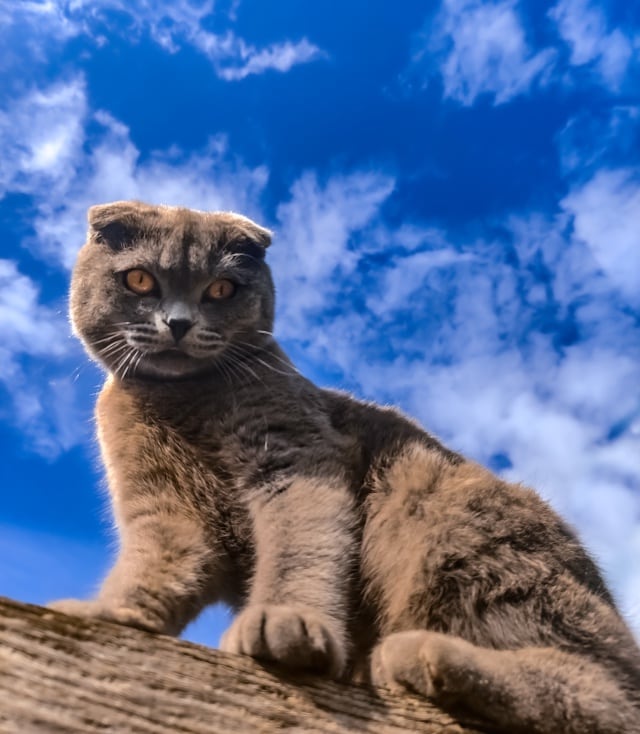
[205,279,236,300]
[124,269,156,295]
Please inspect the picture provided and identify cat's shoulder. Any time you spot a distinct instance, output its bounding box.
[319,387,462,461]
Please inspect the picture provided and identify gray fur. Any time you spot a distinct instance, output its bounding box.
[51,201,640,733]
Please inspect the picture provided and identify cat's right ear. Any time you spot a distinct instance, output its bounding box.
[88,201,149,250]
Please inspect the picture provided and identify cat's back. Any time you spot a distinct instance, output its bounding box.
[325,391,638,665]
[322,390,609,593]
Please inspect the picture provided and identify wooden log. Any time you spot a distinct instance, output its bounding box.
[0,597,491,733]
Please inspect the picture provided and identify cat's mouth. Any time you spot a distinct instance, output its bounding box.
[91,334,223,382]
[147,347,200,371]
[131,346,219,382]
[157,347,190,358]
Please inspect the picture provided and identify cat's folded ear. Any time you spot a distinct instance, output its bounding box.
[233,215,273,251]
[88,200,155,250]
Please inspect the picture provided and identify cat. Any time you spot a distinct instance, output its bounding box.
[51,200,640,733]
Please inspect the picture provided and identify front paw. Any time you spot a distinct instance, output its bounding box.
[48,598,164,633]
[371,630,475,701]
[220,604,345,677]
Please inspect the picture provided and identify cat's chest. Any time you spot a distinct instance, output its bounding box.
[98,378,349,508]
[180,408,312,491]
[101,385,294,486]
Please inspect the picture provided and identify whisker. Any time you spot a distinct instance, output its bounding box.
[225,350,262,382]
[260,351,299,373]
[232,340,299,376]
[220,357,241,385]
[126,350,140,380]
[222,346,267,386]
[120,350,134,381]
[92,333,123,346]
[196,336,224,346]
[129,350,145,379]
[98,342,129,360]
[223,345,259,379]
[96,336,125,350]
[253,356,298,377]
[214,355,233,388]
[216,352,239,384]
[113,346,135,380]
[126,325,157,334]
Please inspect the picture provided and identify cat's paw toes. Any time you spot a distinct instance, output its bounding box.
[371,630,436,696]
[371,630,474,701]
[220,604,345,677]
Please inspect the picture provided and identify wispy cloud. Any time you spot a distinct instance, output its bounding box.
[0,259,87,457]
[0,260,67,366]
[549,0,638,91]
[1,0,325,80]
[410,0,639,105]
[271,170,395,339]
[561,167,640,304]
[556,105,640,175]
[0,76,87,199]
[0,78,269,268]
[412,0,556,105]
[37,117,268,269]
[207,37,325,81]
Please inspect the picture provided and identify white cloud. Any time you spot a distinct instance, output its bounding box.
[0,1,81,46]
[35,113,269,268]
[0,260,67,364]
[561,168,640,303]
[0,76,87,199]
[412,0,638,103]
[1,0,324,80]
[0,80,269,268]
[87,1,325,79]
[209,37,324,81]
[556,105,640,175]
[549,0,637,90]
[271,170,395,338]
[0,259,88,457]
[417,0,556,105]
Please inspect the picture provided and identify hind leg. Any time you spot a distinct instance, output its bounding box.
[371,630,639,734]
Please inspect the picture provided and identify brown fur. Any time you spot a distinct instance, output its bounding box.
[51,201,640,733]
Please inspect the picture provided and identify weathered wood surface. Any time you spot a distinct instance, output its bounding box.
[0,597,490,733]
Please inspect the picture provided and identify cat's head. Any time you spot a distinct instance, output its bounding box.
[71,200,275,381]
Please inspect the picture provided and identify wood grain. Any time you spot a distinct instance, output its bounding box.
[0,597,491,733]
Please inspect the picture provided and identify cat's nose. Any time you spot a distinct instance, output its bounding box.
[167,318,193,343]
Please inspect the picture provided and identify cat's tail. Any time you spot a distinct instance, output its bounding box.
[371,630,640,734]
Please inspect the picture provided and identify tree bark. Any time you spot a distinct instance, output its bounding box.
[0,597,490,733]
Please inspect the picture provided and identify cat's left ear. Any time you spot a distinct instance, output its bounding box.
[88,200,154,250]
[235,216,273,251]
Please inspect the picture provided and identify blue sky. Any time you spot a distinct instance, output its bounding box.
[0,0,638,647]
